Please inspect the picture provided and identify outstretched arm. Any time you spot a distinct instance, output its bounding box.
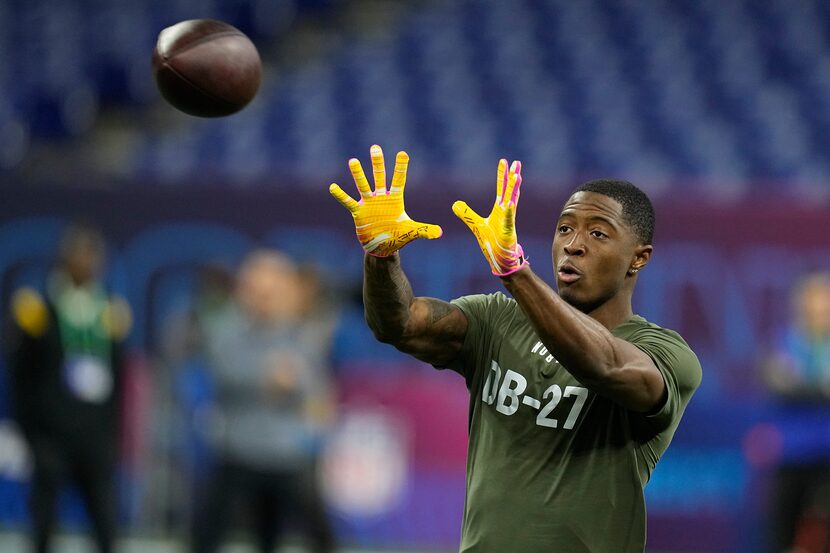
[502,268,666,413]
[330,145,467,366]
[364,254,467,367]
[454,160,665,413]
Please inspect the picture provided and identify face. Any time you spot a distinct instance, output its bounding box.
[552,191,650,313]
[64,237,104,285]
[236,255,302,323]
[795,275,830,336]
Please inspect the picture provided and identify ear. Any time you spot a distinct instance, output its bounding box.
[627,244,653,275]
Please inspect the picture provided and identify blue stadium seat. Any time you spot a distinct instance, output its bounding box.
[8,0,830,197]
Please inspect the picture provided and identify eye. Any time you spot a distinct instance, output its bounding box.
[558,225,571,234]
[590,230,608,239]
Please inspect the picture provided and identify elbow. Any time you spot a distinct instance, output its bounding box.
[369,326,398,345]
[365,313,404,345]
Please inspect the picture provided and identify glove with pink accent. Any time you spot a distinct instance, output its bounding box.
[452,159,528,276]
[329,145,443,257]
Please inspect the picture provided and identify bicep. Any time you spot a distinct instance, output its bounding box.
[584,339,667,413]
[395,297,468,367]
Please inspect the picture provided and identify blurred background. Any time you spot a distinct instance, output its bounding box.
[2,0,830,552]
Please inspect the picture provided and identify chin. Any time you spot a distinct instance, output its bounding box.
[558,287,586,311]
[558,287,602,314]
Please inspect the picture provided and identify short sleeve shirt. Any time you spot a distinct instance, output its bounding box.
[445,292,702,553]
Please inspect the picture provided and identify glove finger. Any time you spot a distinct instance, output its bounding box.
[349,158,373,199]
[495,159,508,204]
[452,200,485,228]
[390,151,409,195]
[412,222,443,240]
[504,160,522,207]
[329,183,360,213]
[513,161,523,205]
[370,144,387,194]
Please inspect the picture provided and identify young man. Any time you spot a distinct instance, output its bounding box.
[329,145,702,552]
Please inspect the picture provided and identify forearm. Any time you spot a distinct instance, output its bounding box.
[501,267,622,384]
[363,253,415,343]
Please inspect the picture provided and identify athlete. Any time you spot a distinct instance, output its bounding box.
[329,145,702,552]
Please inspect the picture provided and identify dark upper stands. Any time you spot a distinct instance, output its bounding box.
[3,0,830,199]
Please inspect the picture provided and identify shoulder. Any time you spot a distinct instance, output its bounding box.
[615,316,692,353]
[449,292,527,350]
[617,316,702,391]
[102,294,133,341]
[616,316,689,346]
[451,291,518,319]
[10,287,51,338]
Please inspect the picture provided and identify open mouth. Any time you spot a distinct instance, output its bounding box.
[557,263,582,283]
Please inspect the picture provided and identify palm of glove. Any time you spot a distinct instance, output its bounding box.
[330,145,442,257]
[453,159,527,276]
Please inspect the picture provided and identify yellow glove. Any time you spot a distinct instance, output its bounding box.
[453,159,528,276]
[330,145,443,257]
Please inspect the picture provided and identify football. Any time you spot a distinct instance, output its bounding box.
[152,19,261,117]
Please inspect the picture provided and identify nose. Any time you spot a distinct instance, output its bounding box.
[563,234,585,256]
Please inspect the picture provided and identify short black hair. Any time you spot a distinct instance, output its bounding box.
[571,179,654,245]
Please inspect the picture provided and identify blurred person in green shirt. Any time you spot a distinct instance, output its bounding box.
[7,223,130,553]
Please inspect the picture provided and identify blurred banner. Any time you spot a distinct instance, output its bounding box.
[1,183,830,552]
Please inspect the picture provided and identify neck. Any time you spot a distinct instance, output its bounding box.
[583,291,635,330]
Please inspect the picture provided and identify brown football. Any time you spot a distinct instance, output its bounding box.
[152,19,261,117]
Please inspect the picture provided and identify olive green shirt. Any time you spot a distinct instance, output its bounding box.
[445,292,702,553]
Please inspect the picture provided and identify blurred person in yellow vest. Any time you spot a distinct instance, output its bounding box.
[7,222,131,553]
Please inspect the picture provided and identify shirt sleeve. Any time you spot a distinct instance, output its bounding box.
[435,294,486,384]
[442,292,513,389]
[629,327,702,432]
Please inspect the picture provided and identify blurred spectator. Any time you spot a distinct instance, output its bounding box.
[191,249,337,553]
[164,263,237,369]
[160,262,237,529]
[763,271,830,553]
[6,222,131,553]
